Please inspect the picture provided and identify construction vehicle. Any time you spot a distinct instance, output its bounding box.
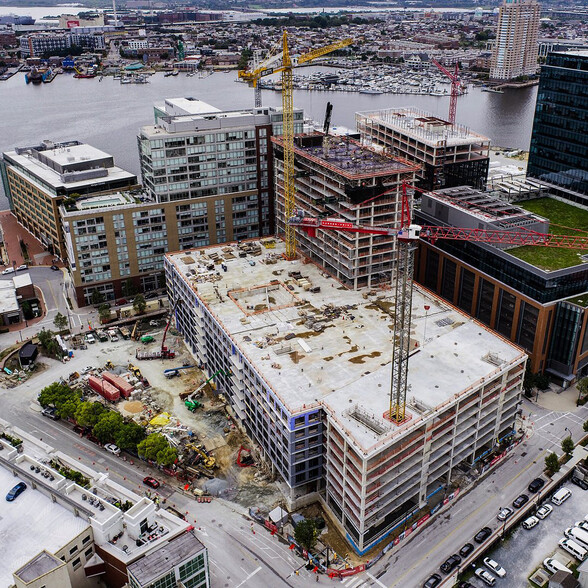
[131,321,140,341]
[180,369,232,402]
[105,360,114,370]
[185,442,216,469]
[95,330,108,342]
[119,326,131,340]
[239,32,352,260]
[128,363,142,378]
[185,399,203,412]
[289,180,588,423]
[141,335,154,344]
[136,347,175,360]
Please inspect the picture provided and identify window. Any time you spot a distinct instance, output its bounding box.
[85,547,93,559]
[294,416,305,428]
[69,545,78,555]
[72,558,81,570]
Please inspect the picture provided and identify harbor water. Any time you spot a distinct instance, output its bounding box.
[0,68,538,210]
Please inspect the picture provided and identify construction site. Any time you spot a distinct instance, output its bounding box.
[165,238,527,554]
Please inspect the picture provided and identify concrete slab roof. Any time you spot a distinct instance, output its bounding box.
[14,550,64,584]
[167,241,525,450]
[127,532,205,586]
[0,466,90,587]
[12,273,32,289]
[0,280,19,314]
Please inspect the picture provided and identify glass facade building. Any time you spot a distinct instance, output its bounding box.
[528,51,588,199]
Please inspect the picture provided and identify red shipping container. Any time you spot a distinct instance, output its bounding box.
[102,371,134,398]
[88,376,120,402]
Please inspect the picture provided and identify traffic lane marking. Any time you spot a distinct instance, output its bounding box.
[235,566,262,587]
[366,571,387,587]
[386,450,545,587]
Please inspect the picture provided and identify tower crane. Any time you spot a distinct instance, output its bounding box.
[239,33,353,260]
[431,59,460,125]
[289,182,588,423]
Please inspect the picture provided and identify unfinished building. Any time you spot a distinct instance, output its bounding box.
[272,133,419,289]
[356,108,490,191]
[165,241,526,554]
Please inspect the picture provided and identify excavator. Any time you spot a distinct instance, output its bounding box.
[181,369,232,411]
[185,442,216,469]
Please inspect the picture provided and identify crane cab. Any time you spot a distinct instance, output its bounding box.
[397,224,422,242]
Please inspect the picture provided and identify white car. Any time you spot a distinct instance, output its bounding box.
[16,264,27,271]
[475,567,496,586]
[104,443,120,456]
[523,515,539,530]
[576,521,588,532]
[85,333,96,344]
[537,504,553,519]
[1,267,14,275]
[483,557,506,578]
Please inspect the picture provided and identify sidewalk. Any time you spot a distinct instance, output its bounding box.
[535,382,580,413]
[0,211,55,267]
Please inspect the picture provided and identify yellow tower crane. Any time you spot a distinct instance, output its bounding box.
[239,32,353,259]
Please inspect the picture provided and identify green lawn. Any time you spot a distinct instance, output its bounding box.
[507,198,588,270]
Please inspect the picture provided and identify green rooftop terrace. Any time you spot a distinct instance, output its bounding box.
[507,197,588,271]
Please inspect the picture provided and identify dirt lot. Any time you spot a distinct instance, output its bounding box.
[3,323,284,511]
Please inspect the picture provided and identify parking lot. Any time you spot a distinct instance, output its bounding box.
[464,484,588,586]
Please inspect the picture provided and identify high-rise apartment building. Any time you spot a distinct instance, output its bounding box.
[490,0,540,80]
[272,133,417,289]
[138,97,304,241]
[356,108,490,191]
[0,140,138,260]
[528,51,588,202]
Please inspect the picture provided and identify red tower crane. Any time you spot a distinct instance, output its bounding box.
[431,59,460,125]
[288,182,588,423]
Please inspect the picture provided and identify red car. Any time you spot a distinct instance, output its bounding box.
[143,476,160,489]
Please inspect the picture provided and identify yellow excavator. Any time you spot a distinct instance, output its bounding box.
[186,442,215,469]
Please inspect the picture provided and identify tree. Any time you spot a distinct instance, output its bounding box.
[38,381,82,417]
[523,366,535,397]
[137,433,178,466]
[133,294,146,315]
[535,373,550,391]
[91,289,105,306]
[562,436,574,456]
[115,421,146,451]
[53,312,68,331]
[74,401,106,428]
[21,301,34,320]
[93,411,124,444]
[583,420,588,433]
[38,328,61,357]
[294,519,318,551]
[98,303,111,323]
[578,378,588,400]
[545,452,560,476]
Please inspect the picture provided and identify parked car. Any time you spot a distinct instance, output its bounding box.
[528,477,545,493]
[104,443,120,456]
[475,567,496,586]
[143,476,160,489]
[50,265,60,271]
[459,543,474,558]
[85,333,96,344]
[41,406,60,420]
[423,574,442,588]
[16,264,27,271]
[73,425,86,436]
[458,583,474,588]
[6,481,27,501]
[513,494,529,508]
[1,267,14,275]
[522,515,539,530]
[536,504,553,519]
[497,507,514,521]
[81,366,94,375]
[440,554,461,574]
[474,527,492,544]
[483,558,506,578]
[144,293,158,300]
[572,477,588,490]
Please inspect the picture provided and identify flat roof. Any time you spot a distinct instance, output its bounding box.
[162,97,220,115]
[127,532,205,586]
[167,241,524,452]
[40,143,111,168]
[14,550,63,584]
[12,273,33,289]
[356,107,490,148]
[0,281,19,314]
[0,466,90,587]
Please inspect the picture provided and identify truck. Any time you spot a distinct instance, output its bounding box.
[119,326,131,340]
[95,330,108,342]
[88,376,120,402]
[136,347,175,360]
[107,329,119,342]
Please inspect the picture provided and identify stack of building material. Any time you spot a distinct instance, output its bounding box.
[88,376,120,402]
[102,371,134,399]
